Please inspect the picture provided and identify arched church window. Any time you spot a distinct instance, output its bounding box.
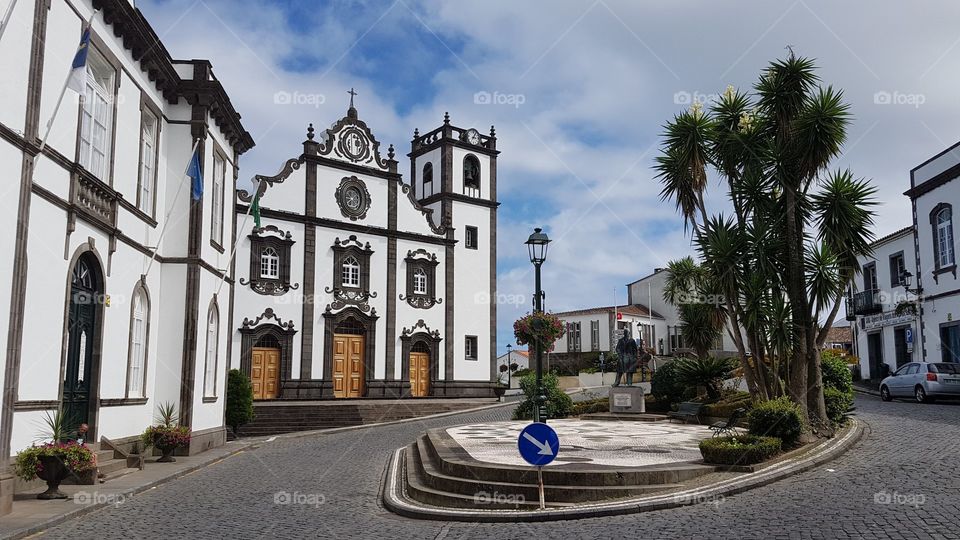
[342,256,361,288]
[260,247,280,279]
[203,302,219,397]
[127,286,150,398]
[422,162,434,198]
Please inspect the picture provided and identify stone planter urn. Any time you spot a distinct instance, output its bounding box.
[493,385,507,398]
[36,455,71,499]
[156,444,177,463]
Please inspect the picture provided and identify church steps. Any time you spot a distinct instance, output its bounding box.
[235,400,494,437]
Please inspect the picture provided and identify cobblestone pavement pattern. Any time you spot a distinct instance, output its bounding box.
[40,396,960,539]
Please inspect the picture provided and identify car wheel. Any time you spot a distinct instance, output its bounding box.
[880,385,892,402]
[915,385,928,404]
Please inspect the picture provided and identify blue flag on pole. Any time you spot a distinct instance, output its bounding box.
[66,28,91,94]
[188,146,203,200]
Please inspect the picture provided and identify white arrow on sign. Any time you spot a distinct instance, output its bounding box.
[522,432,554,456]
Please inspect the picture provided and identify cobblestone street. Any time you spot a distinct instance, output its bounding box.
[40,396,960,539]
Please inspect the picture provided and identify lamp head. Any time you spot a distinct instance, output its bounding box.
[525,227,551,265]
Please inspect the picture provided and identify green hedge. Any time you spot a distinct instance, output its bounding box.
[748,396,804,447]
[821,350,854,394]
[570,398,608,416]
[699,435,782,465]
[823,387,853,425]
[512,373,574,420]
[702,392,752,418]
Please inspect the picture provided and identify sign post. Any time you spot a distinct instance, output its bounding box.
[517,423,559,510]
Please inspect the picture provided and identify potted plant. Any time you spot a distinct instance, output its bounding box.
[13,409,95,499]
[513,312,566,352]
[141,402,191,463]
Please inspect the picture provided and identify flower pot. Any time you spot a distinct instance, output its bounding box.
[156,446,177,463]
[36,455,70,499]
[493,386,506,398]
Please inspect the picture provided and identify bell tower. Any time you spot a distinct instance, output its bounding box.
[407,113,500,389]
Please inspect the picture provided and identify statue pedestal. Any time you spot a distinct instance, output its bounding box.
[608,386,645,414]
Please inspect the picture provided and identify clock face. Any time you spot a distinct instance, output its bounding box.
[466,129,481,145]
[344,187,362,210]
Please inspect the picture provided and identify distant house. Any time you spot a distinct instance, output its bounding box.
[496,349,530,371]
[822,325,853,354]
[548,304,665,374]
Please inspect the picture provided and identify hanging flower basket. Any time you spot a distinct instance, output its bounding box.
[513,312,566,352]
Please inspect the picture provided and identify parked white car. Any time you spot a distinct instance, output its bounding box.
[879,362,960,403]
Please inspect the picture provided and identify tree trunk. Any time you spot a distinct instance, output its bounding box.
[782,186,812,422]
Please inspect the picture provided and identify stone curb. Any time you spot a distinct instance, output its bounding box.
[4,442,253,540]
[853,386,881,397]
[381,418,865,522]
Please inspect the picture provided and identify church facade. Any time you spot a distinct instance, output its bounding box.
[231,103,498,399]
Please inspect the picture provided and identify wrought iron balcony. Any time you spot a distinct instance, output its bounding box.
[847,289,883,317]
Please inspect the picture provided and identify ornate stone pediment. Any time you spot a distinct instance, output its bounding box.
[400,319,441,340]
[241,307,296,332]
[237,158,302,202]
[317,104,388,171]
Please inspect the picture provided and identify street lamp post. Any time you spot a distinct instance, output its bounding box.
[900,270,923,361]
[525,227,551,423]
[506,343,513,389]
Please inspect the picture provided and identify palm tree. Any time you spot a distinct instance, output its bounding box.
[656,53,876,433]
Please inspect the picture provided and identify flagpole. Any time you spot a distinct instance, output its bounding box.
[144,138,200,278]
[215,178,263,296]
[0,0,19,46]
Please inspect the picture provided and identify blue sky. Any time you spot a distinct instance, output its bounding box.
[139,0,960,353]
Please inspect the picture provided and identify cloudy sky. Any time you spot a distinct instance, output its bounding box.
[139,0,960,352]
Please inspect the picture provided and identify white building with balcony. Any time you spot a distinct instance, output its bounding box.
[847,227,918,379]
[0,0,253,511]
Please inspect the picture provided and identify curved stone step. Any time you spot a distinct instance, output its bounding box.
[411,436,682,504]
[403,445,573,510]
[422,428,716,487]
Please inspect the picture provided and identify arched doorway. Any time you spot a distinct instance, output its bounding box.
[251,335,281,400]
[409,341,430,397]
[332,317,365,398]
[63,252,104,431]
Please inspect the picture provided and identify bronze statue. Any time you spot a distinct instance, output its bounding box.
[613,329,639,386]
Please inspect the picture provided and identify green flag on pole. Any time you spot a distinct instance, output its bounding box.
[252,192,261,228]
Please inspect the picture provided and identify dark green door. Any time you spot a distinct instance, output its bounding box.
[63,255,100,428]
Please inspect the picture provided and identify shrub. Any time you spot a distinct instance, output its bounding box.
[699,435,782,465]
[702,391,753,418]
[226,369,256,435]
[748,396,804,447]
[650,360,688,406]
[512,373,573,420]
[571,397,608,416]
[823,387,853,426]
[513,368,532,378]
[820,350,853,394]
[671,356,738,400]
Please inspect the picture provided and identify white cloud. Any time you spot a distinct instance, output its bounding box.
[139,0,960,349]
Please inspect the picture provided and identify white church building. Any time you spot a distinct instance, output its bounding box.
[231,102,499,399]
[0,0,253,507]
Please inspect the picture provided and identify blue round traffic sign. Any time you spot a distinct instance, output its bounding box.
[517,422,559,466]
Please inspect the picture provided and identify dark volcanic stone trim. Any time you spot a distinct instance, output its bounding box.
[489,154,498,382]
[441,143,455,382]
[300,158,318,379]
[386,179,398,380]
[1,0,49,463]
